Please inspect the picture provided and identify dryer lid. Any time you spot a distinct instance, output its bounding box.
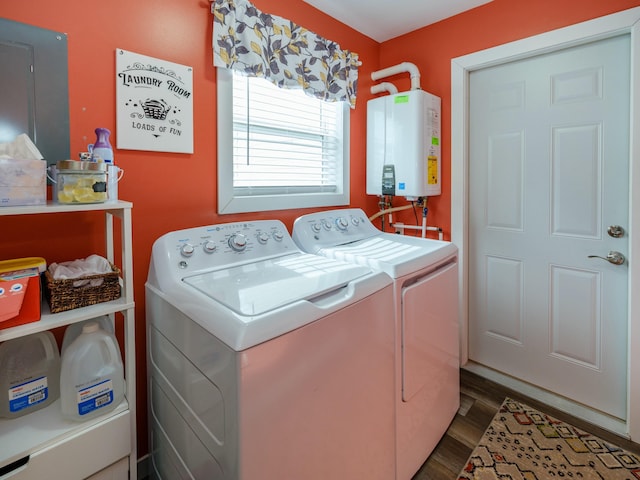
[183,253,371,316]
[319,234,457,279]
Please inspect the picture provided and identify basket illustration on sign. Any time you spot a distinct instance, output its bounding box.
[141,99,171,120]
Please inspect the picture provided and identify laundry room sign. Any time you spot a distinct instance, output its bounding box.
[116,49,193,153]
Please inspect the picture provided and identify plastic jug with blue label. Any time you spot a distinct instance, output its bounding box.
[61,315,114,355]
[0,331,61,418]
[60,321,124,421]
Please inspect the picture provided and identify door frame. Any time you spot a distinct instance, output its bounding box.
[452,7,640,439]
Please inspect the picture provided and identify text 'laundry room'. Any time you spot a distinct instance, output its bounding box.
[2,0,640,479]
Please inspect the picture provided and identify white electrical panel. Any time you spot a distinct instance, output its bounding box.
[366,89,441,199]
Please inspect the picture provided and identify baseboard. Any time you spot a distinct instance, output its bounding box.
[137,454,149,479]
[462,361,629,438]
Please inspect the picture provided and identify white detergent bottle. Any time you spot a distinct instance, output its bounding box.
[61,315,114,356]
[60,321,125,422]
[0,331,61,419]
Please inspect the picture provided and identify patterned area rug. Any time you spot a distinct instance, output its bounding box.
[458,398,640,480]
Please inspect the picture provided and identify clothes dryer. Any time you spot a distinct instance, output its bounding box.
[293,208,459,480]
[145,220,395,480]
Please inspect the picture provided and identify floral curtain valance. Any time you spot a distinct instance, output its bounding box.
[212,0,359,108]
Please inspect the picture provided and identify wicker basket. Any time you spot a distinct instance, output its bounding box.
[44,264,121,313]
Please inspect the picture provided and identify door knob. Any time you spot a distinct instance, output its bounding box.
[588,251,625,265]
[607,225,625,238]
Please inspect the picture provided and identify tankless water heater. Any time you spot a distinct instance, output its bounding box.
[366,89,441,199]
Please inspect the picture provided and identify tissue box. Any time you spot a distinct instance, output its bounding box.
[0,258,46,329]
[0,158,46,207]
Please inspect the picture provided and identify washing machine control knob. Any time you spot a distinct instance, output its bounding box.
[228,233,248,251]
[311,223,322,233]
[336,217,349,230]
[322,220,332,230]
[257,232,270,244]
[203,240,217,253]
[180,243,195,257]
[351,217,360,226]
[273,230,284,242]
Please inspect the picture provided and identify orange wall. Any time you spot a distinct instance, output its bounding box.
[379,0,640,234]
[2,0,640,464]
[0,0,379,459]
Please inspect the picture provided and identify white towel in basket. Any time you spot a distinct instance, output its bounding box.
[49,254,112,287]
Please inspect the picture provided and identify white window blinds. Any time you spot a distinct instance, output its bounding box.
[231,71,344,196]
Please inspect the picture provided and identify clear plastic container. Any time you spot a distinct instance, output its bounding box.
[61,315,114,356]
[0,331,61,419]
[55,160,107,204]
[60,321,124,421]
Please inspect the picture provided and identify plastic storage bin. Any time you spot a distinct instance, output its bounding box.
[0,331,61,418]
[0,257,46,330]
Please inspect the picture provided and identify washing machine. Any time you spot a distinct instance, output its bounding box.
[145,219,396,480]
[292,208,459,480]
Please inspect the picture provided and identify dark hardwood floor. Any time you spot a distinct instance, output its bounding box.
[412,369,640,480]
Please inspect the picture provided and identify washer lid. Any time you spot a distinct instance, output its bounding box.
[183,252,371,316]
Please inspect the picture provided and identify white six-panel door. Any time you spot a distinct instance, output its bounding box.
[468,34,630,419]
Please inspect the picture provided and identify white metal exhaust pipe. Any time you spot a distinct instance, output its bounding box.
[371,62,421,91]
[370,82,399,95]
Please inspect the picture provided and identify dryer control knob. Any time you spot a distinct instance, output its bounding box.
[311,223,322,233]
[180,243,195,257]
[257,232,270,244]
[336,217,349,230]
[351,217,360,226]
[273,230,284,242]
[203,240,217,253]
[228,233,248,251]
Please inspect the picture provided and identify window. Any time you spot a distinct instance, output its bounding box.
[217,68,350,214]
